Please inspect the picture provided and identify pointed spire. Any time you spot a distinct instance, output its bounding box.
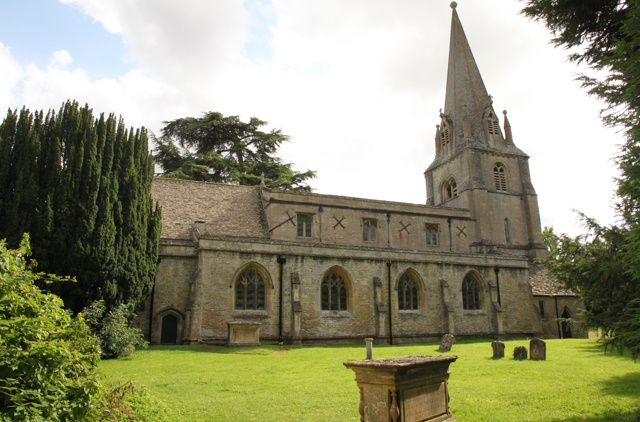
[443,4,493,142]
[503,110,513,144]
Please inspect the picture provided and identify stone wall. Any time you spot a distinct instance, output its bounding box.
[146,237,539,344]
[534,295,587,339]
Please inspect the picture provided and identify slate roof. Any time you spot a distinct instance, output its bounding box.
[151,178,269,240]
[528,263,577,297]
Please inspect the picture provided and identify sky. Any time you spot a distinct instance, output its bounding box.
[0,0,622,237]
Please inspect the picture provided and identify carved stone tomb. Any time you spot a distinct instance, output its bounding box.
[344,355,458,422]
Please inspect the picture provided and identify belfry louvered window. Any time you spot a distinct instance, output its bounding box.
[321,271,348,311]
[440,125,450,148]
[493,163,507,192]
[398,273,419,311]
[235,269,266,310]
[486,111,500,135]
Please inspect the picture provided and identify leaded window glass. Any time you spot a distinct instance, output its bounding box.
[321,271,347,311]
[462,276,481,310]
[235,269,266,310]
[398,273,419,311]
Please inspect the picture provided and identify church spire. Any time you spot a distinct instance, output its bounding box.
[443,2,493,142]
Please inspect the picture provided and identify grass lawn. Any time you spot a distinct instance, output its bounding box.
[99,338,640,421]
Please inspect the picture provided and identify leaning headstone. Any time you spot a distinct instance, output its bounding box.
[529,338,546,360]
[491,341,505,358]
[439,334,455,352]
[513,346,528,360]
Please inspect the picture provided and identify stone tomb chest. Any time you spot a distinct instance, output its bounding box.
[227,321,261,346]
[344,355,457,422]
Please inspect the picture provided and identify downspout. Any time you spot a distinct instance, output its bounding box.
[554,295,562,339]
[447,217,453,252]
[277,255,286,343]
[494,267,501,306]
[387,261,393,345]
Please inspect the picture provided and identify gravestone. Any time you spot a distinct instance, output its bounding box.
[529,338,546,360]
[438,334,455,352]
[491,341,505,358]
[513,346,528,360]
[365,338,374,360]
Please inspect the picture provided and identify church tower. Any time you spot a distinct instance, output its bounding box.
[424,3,546,259]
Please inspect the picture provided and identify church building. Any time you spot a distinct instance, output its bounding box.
[137,4,583,345]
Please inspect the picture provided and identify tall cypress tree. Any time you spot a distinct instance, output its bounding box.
[0,101,161,313]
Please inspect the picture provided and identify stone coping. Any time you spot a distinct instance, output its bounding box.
[344,355,458,370]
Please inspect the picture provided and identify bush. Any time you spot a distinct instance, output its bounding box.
[89,381,169,421]
[0,235,101,421]
[83,300,148,359]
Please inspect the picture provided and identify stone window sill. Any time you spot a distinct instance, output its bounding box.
[320,311,351,318]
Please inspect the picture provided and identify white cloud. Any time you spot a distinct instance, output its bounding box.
[50,50,73,68]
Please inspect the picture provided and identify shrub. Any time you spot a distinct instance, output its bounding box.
[0,235,101,421]
[83,300,148,359]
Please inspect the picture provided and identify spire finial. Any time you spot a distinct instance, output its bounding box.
[450,1,457,9]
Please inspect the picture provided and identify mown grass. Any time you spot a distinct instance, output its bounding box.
[99,338,640,421]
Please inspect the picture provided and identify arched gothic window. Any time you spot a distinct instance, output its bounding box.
[493,163,507,192]
[235,268,266,310]
[462,275,481,310]
[443,178,458,200]
[321,271,348,311]
[398,272,419,311]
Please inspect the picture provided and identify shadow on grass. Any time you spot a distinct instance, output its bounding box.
[600,372,640,397]
[550,408,640,422]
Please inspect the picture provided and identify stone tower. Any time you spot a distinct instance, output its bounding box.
[424,3,546,259]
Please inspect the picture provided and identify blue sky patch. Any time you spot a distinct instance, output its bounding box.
[0,0,133,78]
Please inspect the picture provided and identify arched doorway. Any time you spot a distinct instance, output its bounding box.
[561,308,572,339]
[160,314,178,344]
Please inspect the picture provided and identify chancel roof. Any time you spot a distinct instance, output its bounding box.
[151,178,269,240]
[529,264,578,297]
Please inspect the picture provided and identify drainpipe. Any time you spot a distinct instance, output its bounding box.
[447,217,453,252]
[494,267,501,306]
[387,213,391,249]
[387,261,393,345]
[554,295,562,339]
[277,255,286,343]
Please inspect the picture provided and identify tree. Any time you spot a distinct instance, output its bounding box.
[522,1,640,359]
[0,101,161,314]
[154,112,316,192]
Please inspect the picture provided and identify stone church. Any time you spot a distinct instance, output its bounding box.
[136,4,584,345]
